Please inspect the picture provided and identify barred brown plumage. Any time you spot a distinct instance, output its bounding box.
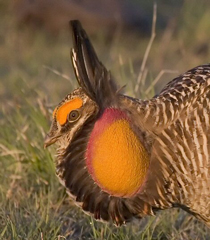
[44,20,210,227]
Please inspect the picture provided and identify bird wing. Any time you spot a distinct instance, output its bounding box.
[138,65,210,225]
[117,65,210,226]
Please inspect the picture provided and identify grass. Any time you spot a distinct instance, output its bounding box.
[1,1,210,239]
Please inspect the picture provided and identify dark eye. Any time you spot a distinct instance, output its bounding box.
[68,110,80,122]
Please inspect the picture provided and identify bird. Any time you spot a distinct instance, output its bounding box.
[44,20,210,227]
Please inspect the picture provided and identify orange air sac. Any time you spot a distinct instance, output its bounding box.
[86,108,150,197]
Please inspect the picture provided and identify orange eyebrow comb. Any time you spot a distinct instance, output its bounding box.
[55,98,83,125]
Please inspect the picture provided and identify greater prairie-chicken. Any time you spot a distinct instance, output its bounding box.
[44,20,210,226]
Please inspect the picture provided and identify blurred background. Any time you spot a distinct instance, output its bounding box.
[0,0,210,239]
[1,0,210,102]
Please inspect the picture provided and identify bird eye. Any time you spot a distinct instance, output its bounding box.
[68,110,80,122]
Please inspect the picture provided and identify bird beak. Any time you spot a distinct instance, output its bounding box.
[44,133,60,148]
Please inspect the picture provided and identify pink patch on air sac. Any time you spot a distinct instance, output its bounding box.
[85,108,128,176]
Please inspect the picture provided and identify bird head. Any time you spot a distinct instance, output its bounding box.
[44,88,98,150]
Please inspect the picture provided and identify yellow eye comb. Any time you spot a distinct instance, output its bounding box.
[55,98,83,125]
